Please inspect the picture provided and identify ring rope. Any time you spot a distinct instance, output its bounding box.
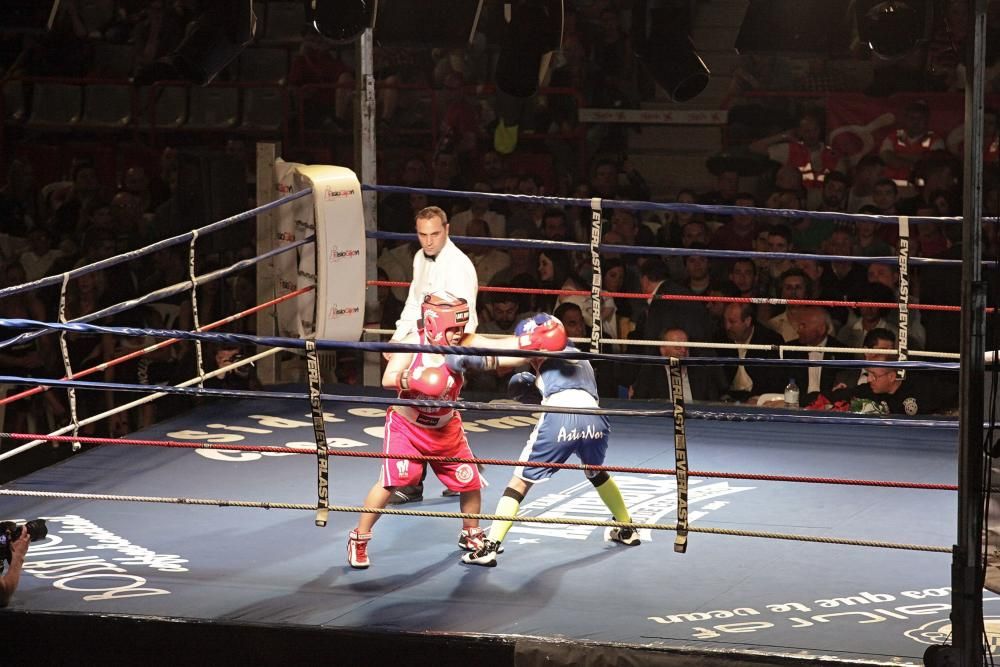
[0,235,313,352]
[371,229,970,268]
[358,327,960,360]
[361,183,981,228]
[0,489,950,554]
[0,348,282,462]
[0,188,313,302]
[372,278,978,314]
[0,432,957,491]
[0,286,314,408]
[0,318,961,371]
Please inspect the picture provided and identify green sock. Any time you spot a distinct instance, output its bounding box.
[596,477,631,523]
[487,496,520,544]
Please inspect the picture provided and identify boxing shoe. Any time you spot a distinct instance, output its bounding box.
[348,530,372,568]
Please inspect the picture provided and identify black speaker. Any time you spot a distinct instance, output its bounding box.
[374,0,484,47]
[736,0,853,55]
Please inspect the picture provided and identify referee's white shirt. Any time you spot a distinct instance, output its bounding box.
[392,237,479,341]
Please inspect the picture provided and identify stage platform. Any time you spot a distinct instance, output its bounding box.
[0,389,979,665]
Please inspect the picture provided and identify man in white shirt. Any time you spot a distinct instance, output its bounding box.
[388,205,480,504]
[391,206,479,344]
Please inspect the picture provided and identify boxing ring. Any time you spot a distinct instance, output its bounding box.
[0,161,990,664]
[0,392,967,663]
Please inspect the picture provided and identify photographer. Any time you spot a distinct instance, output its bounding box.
[1,528,30,607]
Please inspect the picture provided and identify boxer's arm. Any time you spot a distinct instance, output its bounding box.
[382,351,414,389]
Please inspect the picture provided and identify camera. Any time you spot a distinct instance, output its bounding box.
[0,519,47,564]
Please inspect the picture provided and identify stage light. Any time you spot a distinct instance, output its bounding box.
[858,0,928,60]
[308,0,377,44]
[633,4,710,103]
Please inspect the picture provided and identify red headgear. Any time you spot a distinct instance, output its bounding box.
[420,292,470,343]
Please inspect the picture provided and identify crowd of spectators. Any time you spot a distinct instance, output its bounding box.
[373,95,1000,417]
[4,0,1000,442]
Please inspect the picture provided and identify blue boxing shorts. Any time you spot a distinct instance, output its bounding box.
[514,411,611,482]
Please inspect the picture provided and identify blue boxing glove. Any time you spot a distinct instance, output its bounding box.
[507,371,541,404]
[445,354,497,374]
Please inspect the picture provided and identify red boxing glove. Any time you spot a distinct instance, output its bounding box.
[401,365,452,397]
[517,318,567,352]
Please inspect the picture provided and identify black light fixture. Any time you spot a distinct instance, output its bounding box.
[633,1,710,103]
[132,0,257,85]
[857,0,929,60]
[307,0,377,44]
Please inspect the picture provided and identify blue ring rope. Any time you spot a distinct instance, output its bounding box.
[362,183,998,226]
[0,237,313,352]
[370,230,965,267]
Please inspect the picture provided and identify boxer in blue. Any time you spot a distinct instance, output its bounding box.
[446,313,640,567]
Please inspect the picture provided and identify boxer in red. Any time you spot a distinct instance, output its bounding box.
[348,291,567,569]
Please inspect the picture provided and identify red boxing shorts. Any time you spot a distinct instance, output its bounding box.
[382,408,483,492]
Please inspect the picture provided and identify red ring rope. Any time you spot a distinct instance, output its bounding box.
[5,432,957,491]
[370,279,973,313]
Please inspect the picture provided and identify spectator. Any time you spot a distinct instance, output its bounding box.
[449,189,506,239]
[538,250,591,327]
[665,218,709,283]
[729,258,759,298]
[783,307,851,406]
[807,170,850,212]
[479,292,521,335]
[630,327,726,402]
[759,224,794,301]
[708,192,758,252]
[851,365,951,416]
[699,167,741,207]
[506,173,547,234]
[20,227,63,282]
[599,258,631,346]
[750,107,848,190]
[766,267,813,342]
[716,302,784,402]
[834,326,898,389]
[682,246,712,295]
[463,218,510,287]
[657,188,701,248]
[822,226,869,303]
[837,282,899,349]
[846,155,885,213]
[879,100,945,191]
[491,226,539,287]
[852,207,894,256]
[121,166,158,214]
[50,160,104,246]
[867,262,926,350]
[541,208,571,242]
[639,258,713,353]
